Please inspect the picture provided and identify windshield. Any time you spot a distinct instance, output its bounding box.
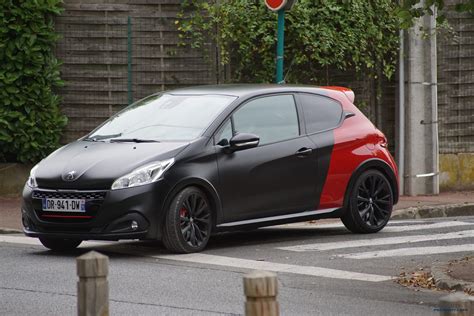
[86,94,236,142]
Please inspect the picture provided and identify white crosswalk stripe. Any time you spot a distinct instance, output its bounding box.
[155,253,393,282]
[278,229,474,252]
[338,244,474,259]
[383,221,472,232]
[277,220,474,260]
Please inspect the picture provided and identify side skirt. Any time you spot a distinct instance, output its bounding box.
[215,208,342,232]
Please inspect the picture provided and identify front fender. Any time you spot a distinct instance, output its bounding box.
[161,177,223,231]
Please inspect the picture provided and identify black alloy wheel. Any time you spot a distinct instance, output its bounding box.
[341,170,393,233]
[162,187,212,253]
[39,237,82,252]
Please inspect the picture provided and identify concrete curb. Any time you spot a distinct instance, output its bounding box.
[431,262,474,293]
[391,203,474,220]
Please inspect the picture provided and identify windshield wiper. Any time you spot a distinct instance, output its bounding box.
[109,138,159,143]
[84,133,122,142]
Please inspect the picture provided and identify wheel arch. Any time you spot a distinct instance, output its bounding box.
[161,177,223,231]
[343,158,399,212]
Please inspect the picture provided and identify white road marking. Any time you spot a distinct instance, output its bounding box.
[155,253,392,282]
[339,244,474,259]
[388,220,434,225]
[383,221,471,232]
[278,230,474,252]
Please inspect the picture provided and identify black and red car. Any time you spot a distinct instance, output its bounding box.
[22,85,398,253]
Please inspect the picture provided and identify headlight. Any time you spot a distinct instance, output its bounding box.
[27,164,39,188]
[111,158,174,190]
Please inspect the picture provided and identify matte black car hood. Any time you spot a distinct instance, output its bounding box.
[35,140,189,190]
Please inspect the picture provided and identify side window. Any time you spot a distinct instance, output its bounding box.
[233,95,299,145]
[300,94,343,134]
[215,120,233,146]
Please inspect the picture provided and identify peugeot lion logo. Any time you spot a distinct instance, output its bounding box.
[65,171,77,181]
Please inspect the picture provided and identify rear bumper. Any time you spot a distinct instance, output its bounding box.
[21,181,172,241]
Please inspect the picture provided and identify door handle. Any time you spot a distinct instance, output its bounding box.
[296,147,313,157]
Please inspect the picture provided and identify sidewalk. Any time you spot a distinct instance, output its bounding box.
[392,191,474,220]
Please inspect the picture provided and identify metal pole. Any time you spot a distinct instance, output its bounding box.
[430,6,439,195]
[127,16,133,105]
[398,28,405,195]
[276,9,285,84]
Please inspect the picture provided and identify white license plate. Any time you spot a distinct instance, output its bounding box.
[42,198,86,213]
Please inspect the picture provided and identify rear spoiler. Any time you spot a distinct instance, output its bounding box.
[322,86,355,103]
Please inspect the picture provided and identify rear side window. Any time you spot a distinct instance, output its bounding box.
[299,94,343,134]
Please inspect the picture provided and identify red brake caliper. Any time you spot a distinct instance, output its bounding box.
[179,208,188,218]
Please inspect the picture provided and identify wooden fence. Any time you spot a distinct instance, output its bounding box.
[54,0,473,156]
[55,0,218,143]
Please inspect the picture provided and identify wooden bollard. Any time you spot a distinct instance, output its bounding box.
[438,292,472,316]
[243,270,279,316]
[77,251,109,316]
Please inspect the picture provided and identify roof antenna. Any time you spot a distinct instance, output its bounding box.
[283,56,296,84]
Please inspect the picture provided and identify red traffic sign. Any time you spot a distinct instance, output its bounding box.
[265,0,297,11]
[265,0,287,11]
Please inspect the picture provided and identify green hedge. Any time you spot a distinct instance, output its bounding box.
[0,0,66,163]
[177,0,399,83]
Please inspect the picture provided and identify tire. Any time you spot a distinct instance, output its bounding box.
[162,186,212,253]
[341,169,393,233]
[39,237,82,251]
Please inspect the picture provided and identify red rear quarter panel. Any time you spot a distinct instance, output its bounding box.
[318,89,398,209]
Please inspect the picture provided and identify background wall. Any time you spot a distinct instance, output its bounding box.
[54,0,218,143]
[438,0,474,190]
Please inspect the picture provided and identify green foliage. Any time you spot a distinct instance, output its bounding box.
[396,0,446,28]
[0,0,66,163]
[177,0,474,84]
[176,0,399,83]
[397,0,474,29]
[455,0,474,15]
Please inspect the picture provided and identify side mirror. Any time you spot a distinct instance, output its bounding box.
[229,133,260,152]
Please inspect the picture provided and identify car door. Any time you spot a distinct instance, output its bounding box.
[296,92,345,209]
[214,94,319,223]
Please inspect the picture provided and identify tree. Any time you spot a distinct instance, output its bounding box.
[176,0,473,84]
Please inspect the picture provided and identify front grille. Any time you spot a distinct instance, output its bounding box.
[32,189,107,223]
[32,190,107,200]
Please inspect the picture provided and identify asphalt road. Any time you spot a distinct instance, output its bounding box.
[1,216,473,315]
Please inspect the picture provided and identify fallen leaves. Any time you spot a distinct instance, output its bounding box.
[464,287,473,296]
[396,267,438,291]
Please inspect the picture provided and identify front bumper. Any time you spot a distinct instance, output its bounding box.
[21,181,172,241]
